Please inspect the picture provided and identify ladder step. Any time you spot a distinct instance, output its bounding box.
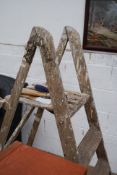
[77,127,102,165]
[19,96,53,111]
[91,159,110,175]
[19,91,89,117]
[66,91,90,117]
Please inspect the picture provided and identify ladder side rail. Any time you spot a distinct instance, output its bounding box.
[0,27,54,148]
[55,27,68,65]
[66,26,111,170]
[66,26,99,127]
[36,27,78,162]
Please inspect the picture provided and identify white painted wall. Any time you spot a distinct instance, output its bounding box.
[0,0,117,173]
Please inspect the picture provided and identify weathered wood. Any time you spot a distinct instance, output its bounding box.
[0,60,30,149]
[91,159,111,175]
[27,108,44,146]
[0,98,6,108]
[55,27,68,65]
[66,91,89,117]
[19,91,89,118]
[4,106,35,148]
[0,27,54,149]
[96,139,111,161]
[0,26,112,174]
[19,96,53,111]
[77,126,102,165]
[0,27,38,148]
[41,51,79,162]
[65,26,99,127]
[87,166,114,175]
[65,26,111,171]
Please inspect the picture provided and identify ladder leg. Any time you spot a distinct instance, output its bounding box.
[0,26,56,148]
[27,108,44,146]
[5,106,35,148]
[42,58,79,162]
[65,26,111,172]
[0,34,36,148]
[0,60,30,148]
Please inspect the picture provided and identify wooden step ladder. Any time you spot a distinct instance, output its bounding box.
[0,26,112,174]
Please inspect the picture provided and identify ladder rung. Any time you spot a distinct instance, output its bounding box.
[66,91,90,117]
[91,159,110,175]
[77,127,102,165]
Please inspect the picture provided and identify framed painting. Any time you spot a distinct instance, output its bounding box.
[83,0,117,53]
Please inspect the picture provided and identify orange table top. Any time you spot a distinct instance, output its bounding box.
[0,141,87,175]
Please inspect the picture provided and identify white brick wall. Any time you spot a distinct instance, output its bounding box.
[85,52,117,172]
[0,0,117,173]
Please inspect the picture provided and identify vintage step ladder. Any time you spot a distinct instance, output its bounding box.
[0,26,112,174]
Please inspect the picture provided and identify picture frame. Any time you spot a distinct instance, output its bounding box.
[83,0,117,53]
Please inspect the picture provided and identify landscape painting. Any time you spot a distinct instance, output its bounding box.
[83,0,117,53]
